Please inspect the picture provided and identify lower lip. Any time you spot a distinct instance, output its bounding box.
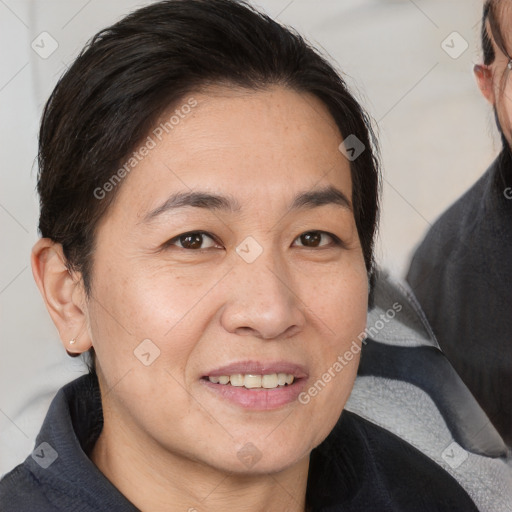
[200,378,307,410]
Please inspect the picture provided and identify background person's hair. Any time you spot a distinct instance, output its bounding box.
[37,0,381,365]
[481,0,512,176]
[482,0,496,65]
[481,0,511,66]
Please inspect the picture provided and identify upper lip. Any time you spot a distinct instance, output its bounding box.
[203,360,308,379]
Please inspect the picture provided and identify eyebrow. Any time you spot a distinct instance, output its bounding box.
[143,185,352,222]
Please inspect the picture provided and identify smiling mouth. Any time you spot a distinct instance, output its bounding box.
[202,373,296,389]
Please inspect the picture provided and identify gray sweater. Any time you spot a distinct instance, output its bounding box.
[407,149,512,446]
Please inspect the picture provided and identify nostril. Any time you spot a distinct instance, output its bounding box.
[235,326,257,336]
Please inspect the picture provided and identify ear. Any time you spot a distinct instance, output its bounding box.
[474,64,496,105]
[31,238,92,354]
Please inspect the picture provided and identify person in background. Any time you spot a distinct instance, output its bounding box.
[407,0,512,446]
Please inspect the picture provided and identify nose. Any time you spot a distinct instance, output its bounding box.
[220,247,306,340]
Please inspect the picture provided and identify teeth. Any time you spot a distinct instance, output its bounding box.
[244,374,262,388]
[262,374,278,388]
[207,373,295,389]
[230,374,244,387]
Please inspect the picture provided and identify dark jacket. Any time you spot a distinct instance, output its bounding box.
[0,372,479,511]
[407,149,512,446]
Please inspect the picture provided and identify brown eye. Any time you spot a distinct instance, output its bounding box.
[180,233,203,249]
[294,231,338,248]
[168,232,219,250]
[300,232,321,247]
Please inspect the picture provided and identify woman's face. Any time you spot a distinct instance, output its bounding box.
[85,85,369,474]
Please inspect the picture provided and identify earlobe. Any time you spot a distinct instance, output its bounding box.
[31,238,92,354]
[474,64,496,105]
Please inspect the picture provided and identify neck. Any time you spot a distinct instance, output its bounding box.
[90,410,310,512]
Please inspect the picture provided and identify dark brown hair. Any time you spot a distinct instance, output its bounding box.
[482,0,510,65]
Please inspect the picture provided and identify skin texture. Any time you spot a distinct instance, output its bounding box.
[474,6,512,147]
[32,86,369,512]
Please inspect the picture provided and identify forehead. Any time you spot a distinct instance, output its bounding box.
[109,85,353,221]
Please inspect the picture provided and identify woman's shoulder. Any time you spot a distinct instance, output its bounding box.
[307,409,481,512]
[0,374,139,512]
[0,462,56,511]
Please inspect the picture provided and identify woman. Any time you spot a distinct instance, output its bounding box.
[0,1,480,510]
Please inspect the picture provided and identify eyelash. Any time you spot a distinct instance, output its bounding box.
[163,230,345,251]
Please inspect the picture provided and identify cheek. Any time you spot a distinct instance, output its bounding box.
[90,261,205,337]
[86,260,223,387]
[313,256,368,338]
[503,102,512,129]
[301,257,368,434]
[318,271,367,384]
[495,78,512,122]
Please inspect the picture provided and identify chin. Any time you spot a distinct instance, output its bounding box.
[203,438,312,476]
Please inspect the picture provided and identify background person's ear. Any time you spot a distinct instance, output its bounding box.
[31,238,92,355]
[474,64,496,105]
